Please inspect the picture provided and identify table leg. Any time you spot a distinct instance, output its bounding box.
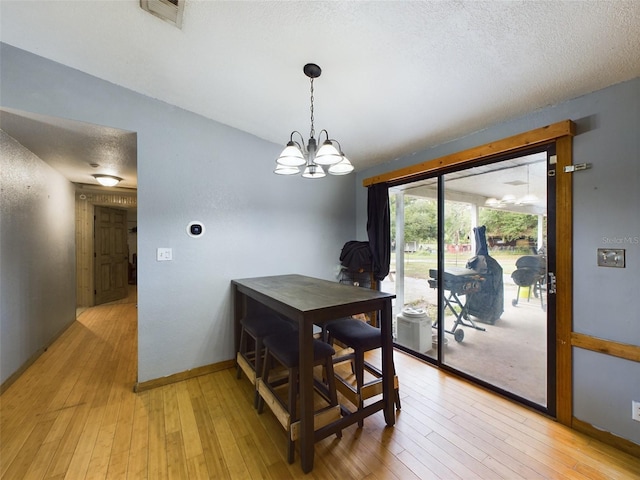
[232,285,244,354]
[381,299,395,426]
[299,319,314,473]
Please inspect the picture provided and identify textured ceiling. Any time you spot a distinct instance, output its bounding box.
[0,107,138,188]
[1,0,640,185]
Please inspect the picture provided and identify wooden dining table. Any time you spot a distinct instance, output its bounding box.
[231,274,396,473]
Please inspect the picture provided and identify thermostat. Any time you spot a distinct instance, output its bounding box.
[186,221,205,238]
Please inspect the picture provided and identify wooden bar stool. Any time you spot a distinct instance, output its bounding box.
[257,331,342,464]
[326,317,401,427]
[236,313,294,408]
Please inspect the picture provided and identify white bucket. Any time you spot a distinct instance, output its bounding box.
[396,307,431,352]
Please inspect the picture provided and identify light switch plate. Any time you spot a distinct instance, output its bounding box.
[157,247,173,261]
[597,248,625,268]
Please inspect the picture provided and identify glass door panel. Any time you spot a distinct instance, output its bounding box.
[389,150,554,410]
[441,154,550,406]
[388,182,439,361]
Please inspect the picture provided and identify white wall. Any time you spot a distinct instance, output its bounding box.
[0,131,76,384]
[0,43,357,384]
[355,78,640,445]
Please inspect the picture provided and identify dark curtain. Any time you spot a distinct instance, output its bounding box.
[367,183,390,282]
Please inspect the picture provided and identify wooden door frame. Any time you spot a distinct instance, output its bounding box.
[363,120,575,425]
[75,188,137,309]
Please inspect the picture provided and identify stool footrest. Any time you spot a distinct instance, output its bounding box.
[335,376,360,405]
[237,352,256,385]
[335,374,399,406]
[257,379,341,441]
[257,378,291,429]
[290,405,341,441]
[363,361,382,378]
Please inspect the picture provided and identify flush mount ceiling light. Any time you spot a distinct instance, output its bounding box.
[140,0,184,29]
[93,174,122,187]
[274,63,354,178]
[485,164,541,208]
[501,194,517,204]
[485,197,502,207]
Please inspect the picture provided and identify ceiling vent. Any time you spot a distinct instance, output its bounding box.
[140,0,184,29]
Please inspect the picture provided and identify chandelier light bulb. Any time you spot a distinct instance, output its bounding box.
[274,164,300,175]
[302,163,326,178]
[276,141,305,167]
[315,140,343,166]
[328,157,354,175]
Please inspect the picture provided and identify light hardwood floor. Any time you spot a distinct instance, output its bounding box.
[2,294,639,479]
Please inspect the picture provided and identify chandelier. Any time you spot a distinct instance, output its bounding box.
[274,63,354,178]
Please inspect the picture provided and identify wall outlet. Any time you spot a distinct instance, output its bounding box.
[633,401,640,422]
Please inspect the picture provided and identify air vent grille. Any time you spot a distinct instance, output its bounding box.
[140,0,184,29]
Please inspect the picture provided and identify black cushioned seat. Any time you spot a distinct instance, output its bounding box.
[325,318,382,351]
[263,331,335,367]
[236,313,294,407]
[326,317,401,427]
[241,314,294,339]
[258,331,340,463]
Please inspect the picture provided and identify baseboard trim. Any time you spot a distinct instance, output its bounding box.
[0,316,76,394]
[572,417,640,459]
[134,359,236,393]
[1,347,47,394]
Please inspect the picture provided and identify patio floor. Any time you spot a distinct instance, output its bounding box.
[384,275,548,406]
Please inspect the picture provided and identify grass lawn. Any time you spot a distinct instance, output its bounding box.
[391,250,529,280]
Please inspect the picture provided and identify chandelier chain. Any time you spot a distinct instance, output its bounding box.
[309,77,315,139]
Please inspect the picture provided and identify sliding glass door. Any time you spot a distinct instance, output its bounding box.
[387,148,556,412]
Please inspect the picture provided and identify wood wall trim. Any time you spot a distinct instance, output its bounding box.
[361,119,577,427]
[75,190,137,308]
[134,359,235,393]
[555,134,574,426]
[571,332,640,363]
[363,120,575,187]
[572,417,640,459]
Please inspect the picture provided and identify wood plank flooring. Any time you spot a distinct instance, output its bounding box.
[2,294,639,479]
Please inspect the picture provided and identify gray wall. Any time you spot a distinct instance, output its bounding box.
[0,130,76,384]
[355,78,640,445]
[0,43,356,384]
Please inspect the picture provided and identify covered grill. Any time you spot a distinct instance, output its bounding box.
[428,226,503,342]
[465,226,504,325]
[428,267,485,342]
[511,255,546,311]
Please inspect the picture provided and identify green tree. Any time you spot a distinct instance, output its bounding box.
[405,197,437,242]
[444,202,471,245]
[479,208,538,242]
[390,196,438,244]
